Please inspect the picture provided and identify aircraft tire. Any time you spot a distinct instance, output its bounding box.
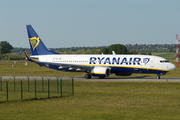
[157,76,160,79]
[85,74,92,79]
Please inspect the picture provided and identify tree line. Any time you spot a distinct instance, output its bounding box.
[1,40,179,60]
[0,41,25,60]
[56,44,151,55]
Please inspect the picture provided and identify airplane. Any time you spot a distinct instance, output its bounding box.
[24,25,176,79]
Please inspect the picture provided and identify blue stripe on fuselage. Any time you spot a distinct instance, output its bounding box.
[110,66,166,74]
[38,62,167,74]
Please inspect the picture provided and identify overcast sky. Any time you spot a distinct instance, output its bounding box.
[1,0,180,48]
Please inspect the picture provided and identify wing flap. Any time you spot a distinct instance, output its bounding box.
[48,62,93,71]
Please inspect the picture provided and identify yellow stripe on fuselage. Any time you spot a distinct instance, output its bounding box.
[91,72,105,75]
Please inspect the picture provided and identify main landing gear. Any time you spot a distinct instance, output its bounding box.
[156,76,160,79]
[85,74,92,79]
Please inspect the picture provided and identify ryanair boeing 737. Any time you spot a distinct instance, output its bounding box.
[24,25,176,79]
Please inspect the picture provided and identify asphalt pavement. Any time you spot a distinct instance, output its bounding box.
[1,76,180,82]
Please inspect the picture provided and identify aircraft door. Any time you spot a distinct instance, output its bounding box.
[150,59,155,67]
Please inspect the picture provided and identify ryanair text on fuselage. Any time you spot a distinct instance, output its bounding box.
[89,57,150,65]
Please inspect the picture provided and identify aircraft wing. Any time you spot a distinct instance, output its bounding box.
[47,62,93,71]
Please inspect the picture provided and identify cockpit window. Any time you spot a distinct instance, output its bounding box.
[160,60,169,63]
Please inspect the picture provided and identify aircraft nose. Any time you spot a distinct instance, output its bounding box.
[168,63,176,71]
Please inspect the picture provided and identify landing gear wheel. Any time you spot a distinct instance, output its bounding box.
[157,76,160,79]
[85,74,92,79]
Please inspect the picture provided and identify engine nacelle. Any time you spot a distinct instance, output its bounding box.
[91,66,110,77]
[115,73,132,76]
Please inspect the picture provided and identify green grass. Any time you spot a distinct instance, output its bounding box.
[151,52,175,57]
[0,61,84,77]
[0,81,180,120]
[0,59,180,119]
[0,79,73,102]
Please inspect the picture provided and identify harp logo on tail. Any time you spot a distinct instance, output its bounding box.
[29,37,40,51]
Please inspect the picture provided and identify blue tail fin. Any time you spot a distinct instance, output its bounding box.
[26,25,59,55]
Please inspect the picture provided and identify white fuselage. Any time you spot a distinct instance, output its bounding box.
[31,54,176,73]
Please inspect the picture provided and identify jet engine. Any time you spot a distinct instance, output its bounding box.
[91,66,110,77]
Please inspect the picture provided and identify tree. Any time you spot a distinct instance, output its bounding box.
[128,49,139,54]
[0,41,13,54]
[100,44,128,54]
[108,44,128,54]
[100,47,109,54]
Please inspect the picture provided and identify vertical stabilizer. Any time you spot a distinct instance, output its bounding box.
[26,25,59,55]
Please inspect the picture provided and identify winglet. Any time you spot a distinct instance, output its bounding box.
[112,51,116,55]
[23,49,33,62]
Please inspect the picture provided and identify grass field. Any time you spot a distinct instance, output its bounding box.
[0,61,85,77]
[0,79,73,102]
[0,53,180,120]
[151,52,175,58]
[0,81,180,120]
